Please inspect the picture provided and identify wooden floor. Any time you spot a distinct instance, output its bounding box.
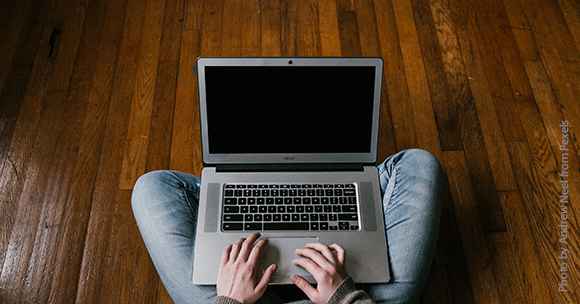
[0,0,578,303]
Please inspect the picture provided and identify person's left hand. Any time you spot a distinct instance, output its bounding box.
[216,233,277,304]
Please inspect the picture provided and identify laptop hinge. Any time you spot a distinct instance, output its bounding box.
[213,163,366,172]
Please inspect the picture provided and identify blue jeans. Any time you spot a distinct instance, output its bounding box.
[132,149,443,304]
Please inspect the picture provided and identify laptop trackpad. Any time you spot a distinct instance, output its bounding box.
[259,237,318,284]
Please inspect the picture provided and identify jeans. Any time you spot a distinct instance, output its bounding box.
[132,149,443,304]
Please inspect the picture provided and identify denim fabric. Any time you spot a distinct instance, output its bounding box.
[132,149,443,304]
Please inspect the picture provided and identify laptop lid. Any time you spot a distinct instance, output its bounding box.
[197,57,383,165]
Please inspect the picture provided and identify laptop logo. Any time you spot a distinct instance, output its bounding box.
[284,156,295,160]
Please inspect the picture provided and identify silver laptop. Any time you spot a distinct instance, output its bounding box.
[192,57,390,285]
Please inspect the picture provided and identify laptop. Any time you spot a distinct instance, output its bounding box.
[192,57,390,285]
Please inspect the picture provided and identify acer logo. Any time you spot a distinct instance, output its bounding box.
[283,156,295,160]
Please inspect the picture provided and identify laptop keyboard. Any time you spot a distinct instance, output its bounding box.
[221,183,360,232]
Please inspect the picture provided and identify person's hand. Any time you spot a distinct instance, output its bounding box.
[292,243,347,304]
[217,233,277,304]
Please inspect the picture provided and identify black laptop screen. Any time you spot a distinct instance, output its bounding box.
[204,66,376,154]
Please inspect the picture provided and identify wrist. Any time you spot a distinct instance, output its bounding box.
[216,296,243,304]
[327,277,356,304]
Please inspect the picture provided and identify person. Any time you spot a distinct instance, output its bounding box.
[132,149,444,304]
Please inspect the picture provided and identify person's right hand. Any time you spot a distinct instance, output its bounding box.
[291,243,347,304]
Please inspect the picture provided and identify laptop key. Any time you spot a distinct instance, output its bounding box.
[320,222,329,230]
[338,213,358,221]
[223,223,243,230]
[223,214,243,221]
[223,206,239,213]
[342,205,357,213]
[263,222,309,230]
[344,189,355,196]
[224,198,236,205]
[245,223,262,230]
[310,222,319,230]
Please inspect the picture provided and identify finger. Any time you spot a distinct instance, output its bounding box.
[229,238,244,261]
[293,257,325,281]
[291,275,318,301]
[329,244,345,265]
[237,233,260,262]
[247,238,267,266]
[254,264,277,295]
[305,243,336,264]
[221,244,232,265]
[296,248,334,271]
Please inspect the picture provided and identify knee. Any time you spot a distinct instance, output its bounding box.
[132,170,179,212]
[401,149,444,180]
[400,149,445,210]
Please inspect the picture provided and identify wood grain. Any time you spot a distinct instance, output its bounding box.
[352,0,396,159]
[391,0,441,158]
[442,151,501,304]
[118,0,167,190]
[74,0,145,301]
[373,0,417,151]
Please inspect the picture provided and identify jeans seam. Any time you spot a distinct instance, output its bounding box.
[382,166,398,209]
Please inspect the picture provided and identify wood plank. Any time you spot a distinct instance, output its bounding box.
[118,0,167,190]
[280,0,297,56]
[557,0,580,52]
[12,0,108,301]
[411,0,460,152]
[146,0,183,172]
[170,0,217,175]
[221,0,243,56]
[442,150,502,304]
[295,0,320,56]
[0,0,53,274]
[515,0,580,159]
[317,0,341,56]
[240,0,261,56]
[507,142,580,303]
[0,0,33,94]
[441,1,516,191]
[44,0,128,302]
[373,0,416,150]
[0,91,68,303]
[145,0,185,300]
[352,0,396,159]
[74,0,146,301]
[497,191,554,303]
[260,0,282,56]
[0,0,44,186]
[489,232,529,303]
[0,0,97,300]
[461,2,527,143]
[440,0,507,232]
[503,0,580,221]
[336,0,361,56]
[390,0,441,158]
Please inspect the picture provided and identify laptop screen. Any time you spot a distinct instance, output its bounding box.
[204,66,376,154]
